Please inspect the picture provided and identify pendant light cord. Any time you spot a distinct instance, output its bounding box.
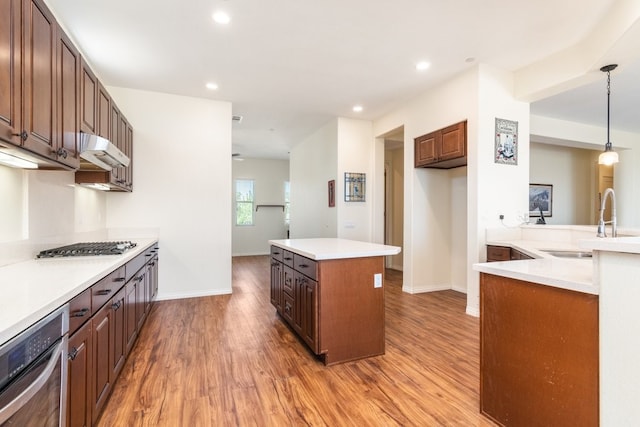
[606,68,611,148]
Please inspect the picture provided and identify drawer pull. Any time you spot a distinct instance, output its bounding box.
[111,301,122,310]
[71,308,90,317]
[95,289,112,296]
[299,264,309,268]
[113,277,125,282]
[284,257,293,261]
[135,275,145,282]
[68,347,79,361]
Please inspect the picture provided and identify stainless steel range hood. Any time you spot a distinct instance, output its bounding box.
[79,134,130,171]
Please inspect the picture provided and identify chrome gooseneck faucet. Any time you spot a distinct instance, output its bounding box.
[597,187,617,238]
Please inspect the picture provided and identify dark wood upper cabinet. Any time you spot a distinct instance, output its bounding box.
[56,30,81,169]
[80,59,97,135]
[21,0,58,160]
[0,0,22,146]
[96,82,111,139]
[415,120,467,169]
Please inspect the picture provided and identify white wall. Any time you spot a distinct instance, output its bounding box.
[290,120,338,238]
[232,158,289,256]
[450,166,467,292]
[105,87,233,300]
[529,142,597,225]
[0,166,108,265]
[336,118,375,242]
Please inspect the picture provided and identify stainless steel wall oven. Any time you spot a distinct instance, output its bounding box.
[0,305,69,426]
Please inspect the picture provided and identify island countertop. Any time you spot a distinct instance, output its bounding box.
[268,238,401,260]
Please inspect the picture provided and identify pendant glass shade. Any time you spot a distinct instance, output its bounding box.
[599,144,619,165]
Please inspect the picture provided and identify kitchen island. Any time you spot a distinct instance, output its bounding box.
[269,238,401,365]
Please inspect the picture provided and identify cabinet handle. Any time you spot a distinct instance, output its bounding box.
[145,254,153,257]
[113,277,125,282]
[11,130,28,142]
[284,257,293,261]
[95,289,112,296]
[134,275,144,282]
[71,308,90,318]
[55,148,68,159]
[68,347,79,361]
[298,263,309,268]
[111,301,122,310]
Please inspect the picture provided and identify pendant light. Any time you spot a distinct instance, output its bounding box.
[598,64,619,165]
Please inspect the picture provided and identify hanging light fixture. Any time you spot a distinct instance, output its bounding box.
[598,64,619,165]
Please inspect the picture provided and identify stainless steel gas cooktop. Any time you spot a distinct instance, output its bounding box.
[36,241,137,258]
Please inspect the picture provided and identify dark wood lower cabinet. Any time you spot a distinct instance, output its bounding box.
[67,319,92,427]
[91,302,111,423]
[270,247,384,365]
[480,273,598,426]
[67,244,159,427]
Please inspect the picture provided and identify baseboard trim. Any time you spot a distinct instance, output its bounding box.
[156,288,232,301]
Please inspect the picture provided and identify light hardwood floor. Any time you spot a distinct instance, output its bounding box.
[97,256,496,426]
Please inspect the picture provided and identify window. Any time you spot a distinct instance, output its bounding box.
[284,181,290,225]
[235,179,254,226]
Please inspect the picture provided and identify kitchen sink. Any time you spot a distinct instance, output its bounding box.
[541,250,593,258]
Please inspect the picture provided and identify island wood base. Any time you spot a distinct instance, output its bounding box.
[271,246,384,365]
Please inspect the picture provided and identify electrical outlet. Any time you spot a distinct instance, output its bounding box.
[374,273,382,288]
[499,214,504,220]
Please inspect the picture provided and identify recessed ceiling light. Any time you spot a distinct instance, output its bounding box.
[206,82,218,90]
[212,11,231,25]
[465,57,476,63]
[353,105,363,112]
[416,61,430,71]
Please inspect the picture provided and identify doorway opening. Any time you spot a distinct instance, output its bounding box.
[382,126,404,271]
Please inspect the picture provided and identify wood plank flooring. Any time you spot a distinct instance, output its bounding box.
[97,256,496,426]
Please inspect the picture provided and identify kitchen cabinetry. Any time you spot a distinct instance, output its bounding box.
[80,59,97,135]
[414,120,467,169]
[67,288,93,427]
[1,0,79,170]
[480,273,598,426]
[64,242,159,427]
[486,245,533,262]
[270,245,385,365]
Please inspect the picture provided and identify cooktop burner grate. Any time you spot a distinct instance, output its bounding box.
[36,241,137,258]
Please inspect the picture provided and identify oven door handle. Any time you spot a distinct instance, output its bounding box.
[0,338,65,425]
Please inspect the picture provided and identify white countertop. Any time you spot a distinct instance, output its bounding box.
[269,238,401,260]
[0,238,157,344]
[473,258,596,295]
[580,236,640,254]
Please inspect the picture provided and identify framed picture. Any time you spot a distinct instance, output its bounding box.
[328,180,335,207]
[529,184,552,217]
[495,118,518,165]
[344,172,366,202]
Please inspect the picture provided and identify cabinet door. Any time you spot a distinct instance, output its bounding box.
[293,271,304,334]
[439,121,466,161]
[414,131,438,167]
[149,256,158,301]
[21,0,57,160]
[125,122,133,190]
[109,102,123,186]
[80,59,97,135]
[110,287,126,382]
[300,277,318,352]
[0,0,22,145]
[56,30,81,168]
[124,279,138,355]
[96,81,110,139]
[67,319,92,427]
[92,301,111,423]
[270,259,282,312]
[135,270,147,330]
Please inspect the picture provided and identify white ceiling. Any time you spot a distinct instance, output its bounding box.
[47,0,638,159]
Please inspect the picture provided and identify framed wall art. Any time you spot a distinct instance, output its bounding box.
[344,172,365,202]
[529,184,552,217]
[495,118,518,165]
[328,180,335,207]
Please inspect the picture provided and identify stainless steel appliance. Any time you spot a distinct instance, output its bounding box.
[0,305,69,426]
[36,241,137,258]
